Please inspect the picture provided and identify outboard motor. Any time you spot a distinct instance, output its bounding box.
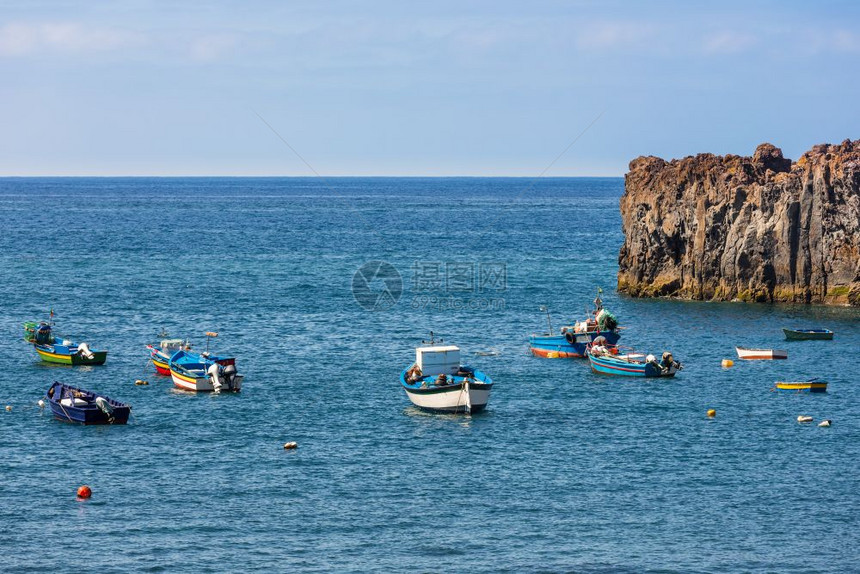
[222,364,237,390]
[77,342,95,360]
[95,396,115,423]
[207,363,223,394]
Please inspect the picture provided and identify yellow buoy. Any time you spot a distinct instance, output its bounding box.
[721,359,734,368]
[797,415,813,423]
[283,442,298,450]
[707,409,716,417]
[135,380,149,386]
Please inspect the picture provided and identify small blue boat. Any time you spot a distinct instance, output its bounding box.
[169,349,242,393]
[529,290,621,358]
[46,382,130,425]
[586,342,681,378]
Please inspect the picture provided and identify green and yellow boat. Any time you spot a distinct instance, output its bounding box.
[23,321,108,365]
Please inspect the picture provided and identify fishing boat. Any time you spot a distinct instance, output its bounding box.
[400,333,493,413]
[586,338,681,378]
[529,290,621,358]
[774,379,828,393]
[45,381,130,425]
[23,319,107,365]
[147,338,186,375]
[736,347,788,360]
[147,334,230,376]
[168,332,242,392]
[783,328,834,341]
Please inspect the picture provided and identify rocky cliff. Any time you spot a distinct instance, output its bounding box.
[618,140,860,306]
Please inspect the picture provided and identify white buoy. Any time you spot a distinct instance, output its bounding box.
[38,399,45,408]
[283,442,298,450]
[818,419,832,427]
[797,415,813,423]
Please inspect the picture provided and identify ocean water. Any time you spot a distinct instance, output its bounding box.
[0,177,858,573]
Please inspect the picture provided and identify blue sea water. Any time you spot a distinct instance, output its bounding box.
[0,177,858,573]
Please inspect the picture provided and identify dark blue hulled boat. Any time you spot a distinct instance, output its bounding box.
[46,382,131,425]
[529,290,620,358]
[783,328,834,341]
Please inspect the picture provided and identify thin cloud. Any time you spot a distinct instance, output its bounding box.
[0,21,145,56]
[702,31,759,54]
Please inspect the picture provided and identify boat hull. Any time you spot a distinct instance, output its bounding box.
[775,382,828,393]
[736,347,788,360]
[403,383,492,413]
[147,346,173,375]
[587,351,677,378]
[170,369,244,392]
[783,329,833,341]
[529,330,620,359]
[35,345,107,365]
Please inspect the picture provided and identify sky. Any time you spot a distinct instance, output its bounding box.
[0,0,858,176]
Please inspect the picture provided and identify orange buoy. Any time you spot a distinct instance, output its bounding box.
[76,485,92,499]
[721,359,733,368]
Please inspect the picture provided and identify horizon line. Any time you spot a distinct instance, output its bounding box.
[0,173,625,179]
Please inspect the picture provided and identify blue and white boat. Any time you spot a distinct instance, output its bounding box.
[586,340,681,378]
[167,332,243,393]
[529,291,620,358]
[400,334,493,413]
[46,381,130,425]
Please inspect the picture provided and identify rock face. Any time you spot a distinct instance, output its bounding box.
[618,140,860,306]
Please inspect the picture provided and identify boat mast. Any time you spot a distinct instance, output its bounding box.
[539,306,552,335]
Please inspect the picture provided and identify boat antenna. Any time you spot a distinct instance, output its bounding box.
[539,306,552,335]
[205,331,218,353]
[421,331,442,345]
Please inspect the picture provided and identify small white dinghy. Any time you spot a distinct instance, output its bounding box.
[400,333,493,414]
[735,347,788,360]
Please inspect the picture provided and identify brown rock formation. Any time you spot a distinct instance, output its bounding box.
[618,140,860,306]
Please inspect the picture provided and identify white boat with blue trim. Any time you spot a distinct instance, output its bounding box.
[400,333,493,414]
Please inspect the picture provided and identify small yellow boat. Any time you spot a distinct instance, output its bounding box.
[774,380,828,393]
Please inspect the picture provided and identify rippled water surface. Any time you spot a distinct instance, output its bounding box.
[1,178,858,573]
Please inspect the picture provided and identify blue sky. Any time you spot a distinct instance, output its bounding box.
[1,0,858,175]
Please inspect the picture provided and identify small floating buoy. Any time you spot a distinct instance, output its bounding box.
[38,399,45,408]
[76,485,92,499]
[283,442,298,450]
[818,419,832,427]
[797,415,813,423]
[721,359,734,368]
[5,405,11,412]
[707,409,716,418]
[134,380,149,386]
